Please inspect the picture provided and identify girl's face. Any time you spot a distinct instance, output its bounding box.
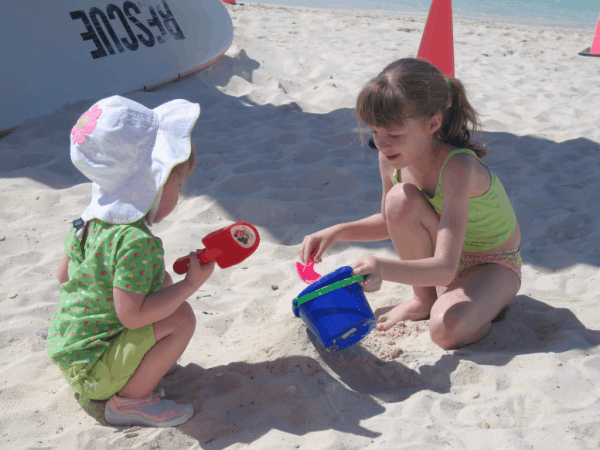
[370,114,442,167]
[152,169,186,224]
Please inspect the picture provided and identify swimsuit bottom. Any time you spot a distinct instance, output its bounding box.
[455,248,522,282]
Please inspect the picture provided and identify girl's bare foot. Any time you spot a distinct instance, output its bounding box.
[376,298,433,331]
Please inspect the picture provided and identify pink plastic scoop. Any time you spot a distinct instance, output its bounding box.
[296,247,322,284]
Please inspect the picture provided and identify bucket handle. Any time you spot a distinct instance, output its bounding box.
[292,275,365,309]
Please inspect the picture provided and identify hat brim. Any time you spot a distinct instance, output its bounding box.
[152,99,201,192]
[83,163,156,224]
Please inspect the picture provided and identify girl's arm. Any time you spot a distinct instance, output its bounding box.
[114,257,214,329]
[375,154,473,287]
[333,213,390,242]
[114,278,197,329]
[160,271,173,290]
[57,255,70,284]
[301,214,389,265]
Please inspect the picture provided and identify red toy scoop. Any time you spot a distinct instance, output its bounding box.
[173,222,260,274]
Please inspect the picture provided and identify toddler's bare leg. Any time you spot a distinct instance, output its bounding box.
[117,301,196,399]
[376,183,440,331]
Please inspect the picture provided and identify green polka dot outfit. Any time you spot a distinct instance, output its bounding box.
[47,219,164,367]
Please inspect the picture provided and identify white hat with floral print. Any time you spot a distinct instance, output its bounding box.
[70,95,200,225]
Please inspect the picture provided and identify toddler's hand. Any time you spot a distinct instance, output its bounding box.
[350,256,382,292]
[299,228,338,264]
[184,251,216,291]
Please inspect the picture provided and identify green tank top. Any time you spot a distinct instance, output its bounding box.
[392,149,517,252]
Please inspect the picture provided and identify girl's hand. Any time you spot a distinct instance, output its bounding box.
[184,252,216,291]
[299,228,339,264]
[350,256,382,292]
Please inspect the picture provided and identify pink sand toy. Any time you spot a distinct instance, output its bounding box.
[173,222,260,274]
[296,247,322,284]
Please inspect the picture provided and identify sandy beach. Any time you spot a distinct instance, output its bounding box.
[2,3,600,449]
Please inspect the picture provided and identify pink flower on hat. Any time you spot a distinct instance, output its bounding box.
[71,105,102,145]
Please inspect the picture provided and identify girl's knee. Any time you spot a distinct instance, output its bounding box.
[429,306,463,350]
[385,183,427,221]
[153,301,196,342]
[429,320,458,350]
[164,301,196,337]
[429,307,491,350]
[177,301,197,332]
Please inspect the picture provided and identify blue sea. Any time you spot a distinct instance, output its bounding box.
[242,0,598,29]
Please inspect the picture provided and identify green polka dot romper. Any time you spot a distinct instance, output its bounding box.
[47,219,165,367]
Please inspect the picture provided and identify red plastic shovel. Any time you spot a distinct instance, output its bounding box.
[173,222,260,274]
[296,247,322,284]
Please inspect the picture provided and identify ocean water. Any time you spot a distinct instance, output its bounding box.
[242,0,599,28]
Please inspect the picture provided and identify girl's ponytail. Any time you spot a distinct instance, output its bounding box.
[439,78,487,158]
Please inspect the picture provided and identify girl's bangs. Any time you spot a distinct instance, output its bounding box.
[357,82,408,129]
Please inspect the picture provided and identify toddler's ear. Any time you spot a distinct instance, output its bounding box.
[368,138,377,150]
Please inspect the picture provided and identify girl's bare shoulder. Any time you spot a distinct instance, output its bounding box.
[442,150,490,196]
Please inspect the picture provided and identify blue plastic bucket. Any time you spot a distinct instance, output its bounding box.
[292,266,376,351]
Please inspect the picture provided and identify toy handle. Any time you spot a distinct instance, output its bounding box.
[292,275,365,308]
[173,250,205,275]
[173,248,222,275]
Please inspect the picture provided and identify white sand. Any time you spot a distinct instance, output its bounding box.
[2,3,600,449]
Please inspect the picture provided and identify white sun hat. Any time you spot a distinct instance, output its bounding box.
[70,95,200,225]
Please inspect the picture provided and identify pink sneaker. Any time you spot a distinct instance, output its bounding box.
[104,388,194,427]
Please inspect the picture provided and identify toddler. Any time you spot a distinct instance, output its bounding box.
[47,95,214,427]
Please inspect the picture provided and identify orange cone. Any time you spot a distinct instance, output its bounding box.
[579,13,600,57]
[417,0,455,77]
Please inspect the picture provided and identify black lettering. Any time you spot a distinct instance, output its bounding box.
[89,7,123,55]
[70,10,107,59]
[155,0,185,40]
[146,5,167,44]
[107,4,138,51]
[124,1,154,47]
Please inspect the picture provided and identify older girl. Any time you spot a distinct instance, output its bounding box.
[300,58,521,350]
